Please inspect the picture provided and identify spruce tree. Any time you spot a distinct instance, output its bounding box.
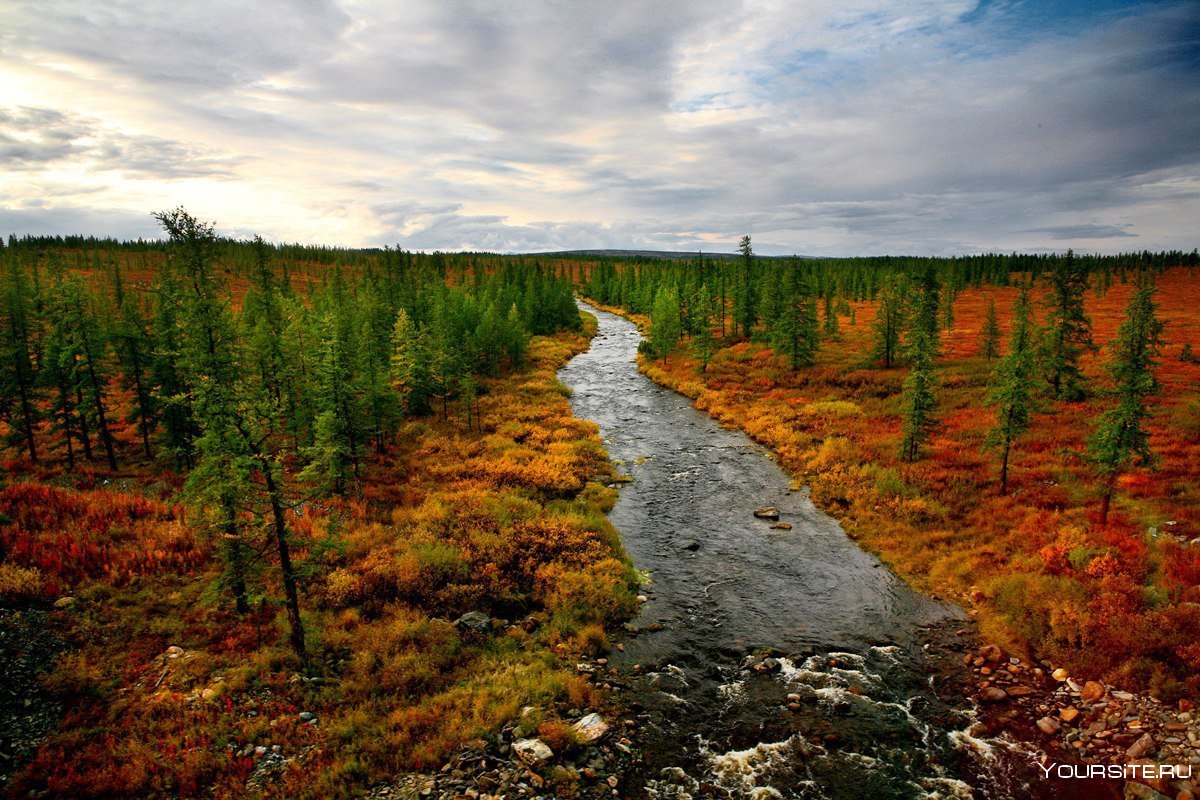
[980,297,1001,362]
[899,267,941,461]
[0,260,41,462]
[1088,283,1164,524]
[770,268,820,370]
[1039,249,1096,401]
[985,290,1038,493]
[734,236,757,339]
[650,285,682,361]
[691,284,717,372]
[869,274,908,368]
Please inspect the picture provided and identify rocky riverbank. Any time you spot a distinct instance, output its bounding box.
[369,656,638,800]
[964,637,1198,800]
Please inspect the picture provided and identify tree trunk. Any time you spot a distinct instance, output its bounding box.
[999,442,1010,495]
[130,353,154,459]
[221,500,250,615]
[261,460,306,660]
[14,362,38,463]
[1099,472,1116,525]
[84,353,119,471]
[75,386,94,460]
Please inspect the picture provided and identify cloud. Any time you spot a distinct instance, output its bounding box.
[1032,224,1138,240]
[0,0,1196,255]
[0,105,243,178]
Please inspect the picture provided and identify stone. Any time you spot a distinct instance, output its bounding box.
[1052,668,1070,681]
[980,644,1004,663]
[513,738,553,764]
[165,645,184,658]
[1037,717,1062,735]
[680,540,701,551]
[1060,707,1080,723]
[1081,681,1106,703]
[980,687,1009,703]
[455,611,493,634]
[753,507,780,521]
[1122,783,1170,800]
[770,522,793,530]
[298,711,316,723]
[1007,685,1035,697]
[1126,733,1156,759]
[53,596,76,609]
[571,713,609,744]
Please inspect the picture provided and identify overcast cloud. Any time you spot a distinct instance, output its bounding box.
[1,0,1197,255]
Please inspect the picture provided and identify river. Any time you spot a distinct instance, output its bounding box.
[558,302,1064,800]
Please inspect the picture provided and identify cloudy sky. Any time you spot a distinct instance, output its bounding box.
[1,1,1197,255]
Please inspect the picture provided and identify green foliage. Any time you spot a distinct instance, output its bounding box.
[869,274,908,368]
[649,285,682,360]
[980,297,1001,361]
[1088,282,1164,521]
[769,266,820,370]
[1039,249,1096,401]
[985,290,1039,493]
[899,267,941,461]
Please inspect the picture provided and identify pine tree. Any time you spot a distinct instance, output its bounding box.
[1039,250,1096,401]
[0,260,41,462]
[109,266,157,459]
[985,290,1038,494]
[770,268,820,370]
[649,285,682,361]
[391,308,432,415]
[869,274,908,368]
[157,208,306,658]
[822,292,840,340]
[899,267,941,461]
[980,297,1001,362]
[733,236,757,339]
[691,284,717,373]
[1088,283,1164,524]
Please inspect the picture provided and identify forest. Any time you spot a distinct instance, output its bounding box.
[0,211,635,797]
[1,219,1199,797]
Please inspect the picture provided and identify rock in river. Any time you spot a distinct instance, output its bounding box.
[753,506,780,520]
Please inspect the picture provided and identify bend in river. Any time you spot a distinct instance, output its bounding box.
[559,302,1072,800]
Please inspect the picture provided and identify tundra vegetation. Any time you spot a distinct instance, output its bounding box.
[0,214,636,798]
[584,242,1200,700]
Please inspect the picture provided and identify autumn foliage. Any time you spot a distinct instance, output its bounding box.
[593,265,1200,699]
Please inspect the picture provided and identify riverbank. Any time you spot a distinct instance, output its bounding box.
[581,283,1200,799]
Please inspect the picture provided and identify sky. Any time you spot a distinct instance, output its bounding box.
[1,0,1197,256]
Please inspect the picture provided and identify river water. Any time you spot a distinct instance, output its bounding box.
[558,303,1059,800]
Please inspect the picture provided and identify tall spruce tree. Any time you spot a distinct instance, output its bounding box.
[869,274,908,368]
[899,267,941,461]
[980,297,1001,362]
[649,285,682,361]
[734,236,757,339]
[985,290,1038,494]
[769,268,820,370]
[1039,250,1096,401]
[691,284,717,372]
[1088,282,1164,524]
